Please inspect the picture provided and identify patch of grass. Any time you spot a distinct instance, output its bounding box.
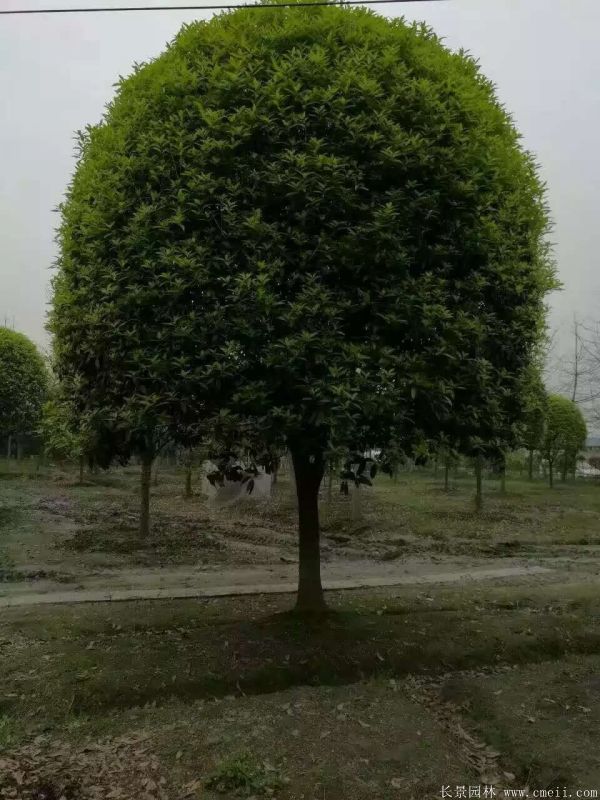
[1,583,599,798]
[206,752,285,796]
[4,462,600,579]
[2,581,600,727]
[0,567,75,584]
[0,505,22,526]
[0,715,16,748]
[64,517,226,560]
[439,654,600,790]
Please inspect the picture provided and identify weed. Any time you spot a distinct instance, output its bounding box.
[0,715,16,748]
[206,752,285,796]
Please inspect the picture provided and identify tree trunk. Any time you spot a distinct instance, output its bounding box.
[548,460,554,488]
[444,459,450,492]
[528,449,534,481]
[78,455,84,484]
[289,454,298,508]
[474,456,483,512]
[140,454,153,538]
[271,461,278,496]
[352,482,361,521]
[561,453,568,483]
[291,448,326,613]
[184,465,193,498]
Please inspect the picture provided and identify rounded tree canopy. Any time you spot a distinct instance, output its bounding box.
[0,327,48,437]
[543,394,587,461]
[52,3,555,459]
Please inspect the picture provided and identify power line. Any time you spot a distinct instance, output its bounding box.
[1,0,446,15]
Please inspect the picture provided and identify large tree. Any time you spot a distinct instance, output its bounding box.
[0,327,47,455]
[51,3,554,610]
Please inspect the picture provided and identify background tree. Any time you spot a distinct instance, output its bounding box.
[541,395,587,487]
[339,453,377,522]
[437,375,525,511]
[0,327,47,459]
[51,4,554,611]
[519,364,548,480]
[39,396,98,483]
[40,399,82,476]
[559,401,587,481]
[428,432,460,493]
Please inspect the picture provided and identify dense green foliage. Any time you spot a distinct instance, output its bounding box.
[51,3,555,604]
[520,365,548,453]
[52,4,554,463]
[541,394,587,485]
[0,327,47,440]
[39,398,90,467]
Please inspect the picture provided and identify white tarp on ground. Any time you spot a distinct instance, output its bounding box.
[577,463,600,478]
[201,460,273,507]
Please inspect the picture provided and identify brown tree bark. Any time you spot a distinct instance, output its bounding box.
[271,461,278,492]
[351,482,362,522]
[291,447,326,613]
[184,464,193,498]
[140,454,153,538]
[561,453,568,482]
[528,449,534,481]
[327,463,334,503]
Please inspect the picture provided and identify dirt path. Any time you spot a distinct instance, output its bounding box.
[0,560,553,607]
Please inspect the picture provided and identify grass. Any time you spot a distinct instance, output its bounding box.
[1,580,600,797]
[0,714,17,749]
[438,654,600,789]
[1,461,600,586]
[2,582,600,722]
[206,753,286,796]
[1,462,600,797]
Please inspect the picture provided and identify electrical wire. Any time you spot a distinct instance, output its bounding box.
[1,0,447,15]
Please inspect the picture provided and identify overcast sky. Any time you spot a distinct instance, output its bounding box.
[1,0,599,361]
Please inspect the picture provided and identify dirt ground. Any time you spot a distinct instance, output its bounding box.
[2,461,600,600]
[1,462,600,798]
[1,581,600,798]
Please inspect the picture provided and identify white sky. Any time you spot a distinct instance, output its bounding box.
[1,0,599,361]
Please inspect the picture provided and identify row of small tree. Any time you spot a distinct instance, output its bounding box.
[521,379,587,487]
